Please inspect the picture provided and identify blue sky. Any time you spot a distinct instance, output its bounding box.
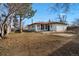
[0,3,79,26]
[23,3,79,26]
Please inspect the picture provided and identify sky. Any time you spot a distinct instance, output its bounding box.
[0,3,79,26]
[23,3,79,26]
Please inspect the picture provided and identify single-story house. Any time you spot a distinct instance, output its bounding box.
[27,22,68,32]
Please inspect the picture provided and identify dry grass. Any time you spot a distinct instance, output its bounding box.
[0,32,72,56]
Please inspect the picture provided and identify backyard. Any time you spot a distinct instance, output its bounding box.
[0,32,74,56]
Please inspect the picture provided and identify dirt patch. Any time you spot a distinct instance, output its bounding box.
[41,31,75,37]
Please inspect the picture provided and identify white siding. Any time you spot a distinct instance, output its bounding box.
[50,25,56,31]
[50,24,67,32]
[36,24,42,31]
[28,24,67,32]
[35,24,38,31]
[56,25,67,32]
[32,25,36,31]
[28,24,36,31]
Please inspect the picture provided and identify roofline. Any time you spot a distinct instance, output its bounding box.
[28,22,67,26]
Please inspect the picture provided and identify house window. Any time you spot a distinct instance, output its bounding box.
[37,24,40,28]
[51,25,52,28]
[41,24,44,30]
[45,25,48,29]
[32,25,35,28]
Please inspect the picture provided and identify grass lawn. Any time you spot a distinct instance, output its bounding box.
[0,32,73,56]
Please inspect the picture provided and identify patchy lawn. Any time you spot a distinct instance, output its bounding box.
[0,32,73,56]
[49,41,79,56]
[49,34,79,56]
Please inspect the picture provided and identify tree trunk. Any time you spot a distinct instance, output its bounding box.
[1,24,8,39]
[20,16,22,33]
[0,14,10,39]
[1,26,4,38]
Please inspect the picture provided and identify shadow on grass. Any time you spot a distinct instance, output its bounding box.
[14,30,35,33]
[48,41,79,56]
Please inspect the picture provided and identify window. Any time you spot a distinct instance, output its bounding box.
[51,25,52,28]
[41,24,44,30]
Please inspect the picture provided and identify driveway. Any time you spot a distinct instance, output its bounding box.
[41,31,75,37]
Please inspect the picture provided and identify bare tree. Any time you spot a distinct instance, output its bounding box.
[0,3,36,38]
[72,18,79,26]
[16,4,36,32]
[49,3,71,23]
[13,15,19,31]
[72,18,79,41]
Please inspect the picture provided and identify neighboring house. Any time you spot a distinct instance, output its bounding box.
[27,22,68,32]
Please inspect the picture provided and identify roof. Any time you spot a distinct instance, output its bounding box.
[28,22,67,26]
